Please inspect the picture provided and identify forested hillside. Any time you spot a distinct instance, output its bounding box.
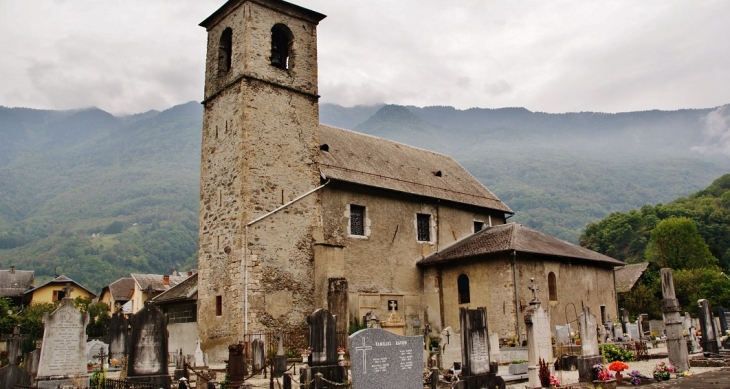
[580,174,730,318]
[1,101,728,292]
[0,103,201,291]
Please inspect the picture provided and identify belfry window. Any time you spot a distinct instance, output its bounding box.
[219,28,233,73]
[271,24,293,70]
[458,274,470,304]
[548,272,557,301]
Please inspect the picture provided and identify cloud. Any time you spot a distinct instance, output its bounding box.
[484,79,512,96]
[692,105,730,156]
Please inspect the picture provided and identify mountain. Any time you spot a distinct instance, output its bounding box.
[1,100,729,291]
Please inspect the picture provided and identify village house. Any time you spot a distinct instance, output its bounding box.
[197,0,621,361]
[0,267,34,307]
[98,277,135,313]
[23,275,95,305]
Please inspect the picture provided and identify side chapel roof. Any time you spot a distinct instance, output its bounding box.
[614,262,650,293]
[318,125,512,213]
[417,223,624,267]
[0,268,34,297]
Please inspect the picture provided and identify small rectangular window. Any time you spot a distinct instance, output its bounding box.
[215,295,222,316]
[474,221,485,232]
[417,213,431,242]
[350,205,365,236]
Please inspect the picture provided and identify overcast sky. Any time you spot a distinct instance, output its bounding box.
[1,0,729,115]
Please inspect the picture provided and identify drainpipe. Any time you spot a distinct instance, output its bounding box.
[512,249,521,344]
[242,180,330,335]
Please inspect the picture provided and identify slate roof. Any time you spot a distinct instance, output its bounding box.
[318,125,512,213]
[152,273,198,304]
[614,262,650,293]
[130,273,188,293]
[23,275,97,298]
[417,223,624,267]
[0,269,34,297]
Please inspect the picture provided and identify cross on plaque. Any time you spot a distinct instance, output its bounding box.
[389,300,397,311]
[62,283,75,299]
[94,346,108,366]
[355,338,373,373]
[528,278,539,302]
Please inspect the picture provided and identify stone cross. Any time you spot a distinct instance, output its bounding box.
[528,278,539,303]
[62,283,75,299]
[389,300,397,311]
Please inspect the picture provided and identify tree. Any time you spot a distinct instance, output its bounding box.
[74,296,111,337]
[644,217,718,270]
[18,302,57,339]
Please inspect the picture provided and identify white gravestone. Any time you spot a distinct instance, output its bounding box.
[194,338,205,367]
[440,326,461,371]
[86,340,109,365]
[37,295,90,378]
[578,307,598,357]
[525,304,552,389]
[626,323,640,341]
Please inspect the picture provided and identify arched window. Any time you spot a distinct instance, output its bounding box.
[548,272,557,301]
[458,274,470,304]
[271,24,293,70]
[219,28,233,73]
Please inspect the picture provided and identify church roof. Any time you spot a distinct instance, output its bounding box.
[318,125,512,213]
[0,268,34,297]
[417,223,623,267]
[614,262,650,293]
[200,0,326,29]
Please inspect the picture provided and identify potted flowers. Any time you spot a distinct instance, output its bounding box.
[337,346,346,365]
[592,363,616,389]
[87,360,94,371]
[301,347,312,364]
[608,361,629,382]
[653,361,674,381]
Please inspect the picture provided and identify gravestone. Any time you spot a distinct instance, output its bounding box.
[648,320,665,337]
[489,333,500,364]
[698,299,719,354]
[621,308,629,334]
[718,307,730,336]
[456,307,504,389]
[272,331,286,378]
[603,321,614,343]
[614,327,624,342]
[1,325,28,366]
[349,328,422,389]
[127,301,171,389]
[639,314,649,339]
[439,326,461,372]
[105,309,129,363]
[174,348,187,381]
[577,307,602,383]
[251,339,265,372]
[683,312,701,353]
[86,340,109,365]
[36,286,90,389]
[225,343,247,388]
[523,282,551,389]
[555,324,572,345]
[194,339,205,367]
[300,309,348,387]
[626,323,640,341]
[660,269,689,372]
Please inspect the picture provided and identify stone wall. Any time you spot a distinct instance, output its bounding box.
[198,1,324,362]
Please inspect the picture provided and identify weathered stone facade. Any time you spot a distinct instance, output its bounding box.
[197,0,620,363]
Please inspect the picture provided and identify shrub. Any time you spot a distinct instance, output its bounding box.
[599,344,635,362]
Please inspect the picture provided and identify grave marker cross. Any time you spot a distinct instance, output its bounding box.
[62,283,75,299]
[389,300,397,311]
[94,346,108,366]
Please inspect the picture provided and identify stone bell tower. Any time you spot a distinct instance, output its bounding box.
[197,0,326,361]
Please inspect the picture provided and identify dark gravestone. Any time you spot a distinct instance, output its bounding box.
[127,301,171,389]
[106,310,129,363]
[300,309,347,387]
[718,307,730,335]
[0,364,31,389]
[273,331,286,378]
[349,328,423,389]
[456,307,504,389]
[698,299,719,354]
[251,339,265,372]
[174,348,187,380]
[226,342,248,388]
[1,326,28,366]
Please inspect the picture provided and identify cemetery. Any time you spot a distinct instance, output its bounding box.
[0,272,729,389]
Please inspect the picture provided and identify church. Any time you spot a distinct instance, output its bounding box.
[197,0,622,362]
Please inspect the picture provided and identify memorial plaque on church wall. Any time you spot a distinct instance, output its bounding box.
[36,298,89,377]
[106,310,129,363]
[128,302,169,377]
[349,328,423,389]
[459,307,491,376]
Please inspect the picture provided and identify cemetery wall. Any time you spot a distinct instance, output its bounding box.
[198,1,323,362]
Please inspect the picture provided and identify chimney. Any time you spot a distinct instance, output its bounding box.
[10,266,14,274]
[163,275,170,285]
[187,270,193,277]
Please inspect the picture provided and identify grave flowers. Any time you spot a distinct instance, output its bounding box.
[301,347,312,363]
[608,361,628,382]
[592,363,617,389]
[652,361,673,381]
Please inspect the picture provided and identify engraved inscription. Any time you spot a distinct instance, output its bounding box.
[133,324,161,374]
[399,349,413,370]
